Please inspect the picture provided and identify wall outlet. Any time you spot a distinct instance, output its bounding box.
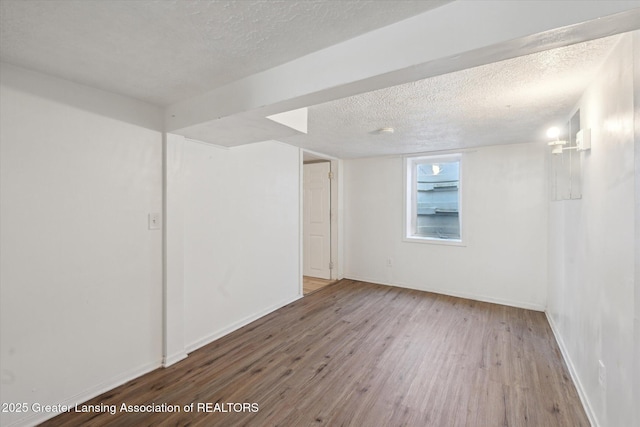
[598,360,606,389]
[148,213,161,230]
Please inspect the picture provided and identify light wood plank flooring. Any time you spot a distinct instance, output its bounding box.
[303,276,336,295]
[43,279,588,426]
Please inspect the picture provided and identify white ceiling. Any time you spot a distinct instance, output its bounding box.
[0,1,636,159]
[0,0,448,106]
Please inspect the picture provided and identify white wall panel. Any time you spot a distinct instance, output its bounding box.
[344,142,548,310]
[0,63,163,427]
[547,32,637,427]
[182,139,301,351]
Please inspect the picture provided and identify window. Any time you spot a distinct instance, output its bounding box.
[405,154,462,243]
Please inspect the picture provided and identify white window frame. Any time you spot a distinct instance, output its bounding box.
[404,153,464,245]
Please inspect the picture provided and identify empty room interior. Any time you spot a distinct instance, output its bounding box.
[1,1,639,426]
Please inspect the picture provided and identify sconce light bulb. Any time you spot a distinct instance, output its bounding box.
[546,126,560,139]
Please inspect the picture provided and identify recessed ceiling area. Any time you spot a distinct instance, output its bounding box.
[279,34,622,158]
[177,32,622,158]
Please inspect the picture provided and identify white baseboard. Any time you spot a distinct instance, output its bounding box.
[163,351,188,367]
[5,359,162,427]
[185,294,302,354]
[545,312,598,427]
[343,275,546,312]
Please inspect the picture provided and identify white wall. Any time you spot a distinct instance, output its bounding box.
[0,63,164,426]
[634,29,640,427]
[547,32,637,427]
[163,133,188,366]
[344,142,548,310]
[182,139,301,351]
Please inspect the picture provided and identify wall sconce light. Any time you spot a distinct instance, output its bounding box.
[547,126,568,155]
[546,126,591,155]
[548,139,568,154]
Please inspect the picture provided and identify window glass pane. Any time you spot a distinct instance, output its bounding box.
[415,160,460,239]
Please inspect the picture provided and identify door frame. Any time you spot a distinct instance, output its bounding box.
[303,161,331,279]
[300,149,342,296]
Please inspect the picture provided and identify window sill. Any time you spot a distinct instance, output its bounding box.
[403,235,466,247]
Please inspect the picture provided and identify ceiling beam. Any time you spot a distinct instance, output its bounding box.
[166,1,640,137]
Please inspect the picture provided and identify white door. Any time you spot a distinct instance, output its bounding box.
[303,162,331,279]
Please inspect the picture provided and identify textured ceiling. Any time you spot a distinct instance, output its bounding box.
[0,1,632,159]
[0,0,448,106]
[279,34,622,158]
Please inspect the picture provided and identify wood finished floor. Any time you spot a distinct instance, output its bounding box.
[303,276,336,295]
[43,280,588,427]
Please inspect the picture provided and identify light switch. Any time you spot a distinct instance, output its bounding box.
[148,213,161,230]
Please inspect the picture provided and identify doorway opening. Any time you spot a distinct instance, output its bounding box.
[302,153,337,295]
